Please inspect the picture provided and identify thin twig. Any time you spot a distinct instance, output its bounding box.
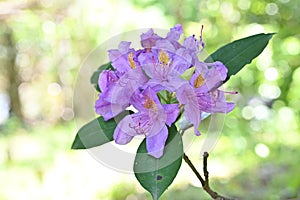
[180,127,234,199]
[183,153,205,186]
[183,152,235,200]
[203,152,209,186]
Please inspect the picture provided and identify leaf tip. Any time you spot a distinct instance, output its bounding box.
[266,32,276,39]
[71,134,85,149]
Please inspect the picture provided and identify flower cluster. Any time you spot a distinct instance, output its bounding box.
[95,24,234,158]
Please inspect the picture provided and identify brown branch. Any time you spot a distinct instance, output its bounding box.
[183,153,205,186]
[183,152,235,200]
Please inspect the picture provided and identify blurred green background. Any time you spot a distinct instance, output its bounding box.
[0,0,299,199]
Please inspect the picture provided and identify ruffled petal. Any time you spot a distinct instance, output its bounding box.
[176,84,201,136]
[146,125,168,158]
[166,24,183,41]
[184,103,201,136]
[113,115,137,144]
[141,28,162,48]
[98,70,118,93]
[95,96,124,121]
[192,61,228,93]
[162,104,180,126]
[118,41,131,54]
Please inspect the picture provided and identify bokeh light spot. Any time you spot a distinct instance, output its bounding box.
[42,21,56,35]
[282,37,300,56]
[238,0,251,10]
[61,107,74,121]
[258,84,281,99]
[47,83,62,96]
[254,105,270,120]
[255,143,270,158]
[265,3,279,15]
[242,106,254,120]
[264,67,278,81]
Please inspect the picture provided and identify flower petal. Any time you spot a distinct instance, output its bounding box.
[98,70,118,93]
[162,104,180,126]
[184,103,201,136]
[176,84,201,136]
[146,125,168,158]
[155,39,176,53]
[118,41,131,54]
[95,96,124,121]
[191,61,228,93]
[166,24,183,41]
[141,28,162,48]
[113,115,137,144]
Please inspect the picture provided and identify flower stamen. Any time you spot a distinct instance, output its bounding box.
[158,50,169,66]
[194,74,205,88]
[144,97,157,112]
[128,52,136,69]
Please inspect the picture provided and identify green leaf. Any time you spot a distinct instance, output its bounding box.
[71,111,127,149]
[180,66,195,80]
[205,33,274,82]
[134,125,183,200]
[90,62,113,92]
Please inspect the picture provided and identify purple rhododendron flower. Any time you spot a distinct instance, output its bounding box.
[176,61,235,136]
[113,87,179,158]
[95,41,148,120]
[108,41,138,73]
[95,68,148,120]
[94,24,235,158]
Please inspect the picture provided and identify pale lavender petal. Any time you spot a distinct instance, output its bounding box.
[213,90,235,113]
[138,51,154,66]
[184,103,201,136]
[172,48,192,74]
[108,41,135,73]
[142,62,156,79]
[143,81,166,92]
[118,41,131,54]
[114,114,137,144]
[146,125,168,158]
[162,104,180,126]
[114,115,136,144]
[166,24,183,41]
[176,84,201,136]
[183,36,199,52]
[98,70,118,92]
[143,86,161,104]
[108,49,121,61]
[111,69,148,104]
[155,39,176,53]
[211,61,228,81]
[130,86,161,112]
[95,96,124,121]
[192,61,228,93]
[145,75,186,92]
[176,83,194,104]
[141,28,162,48]
[108,51,131,73]
[98,71,110,92]
[197,90,235,113]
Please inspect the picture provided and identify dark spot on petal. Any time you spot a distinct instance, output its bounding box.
[157,175,162,180]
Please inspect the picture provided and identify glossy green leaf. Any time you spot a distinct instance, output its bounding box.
[134,125,183,200]
[205,33,274,82]
[90,62,113,92]
[71,111,127,149]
